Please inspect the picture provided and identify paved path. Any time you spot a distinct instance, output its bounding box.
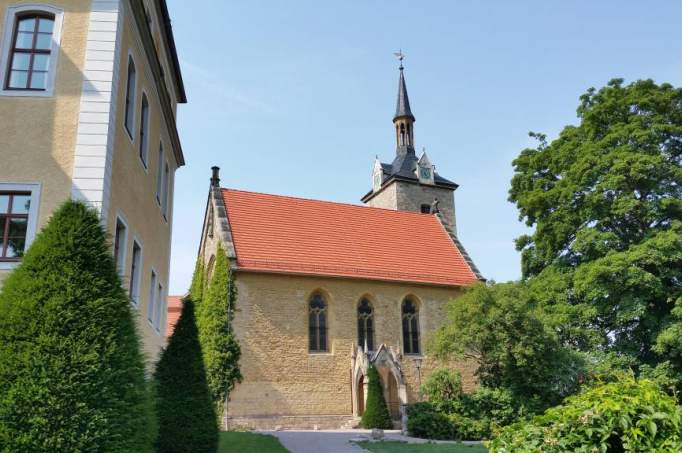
[266,429,483,453]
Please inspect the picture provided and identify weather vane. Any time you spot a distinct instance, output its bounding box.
[393,49,405,69]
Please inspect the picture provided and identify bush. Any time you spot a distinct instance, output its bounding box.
[407,403,453,440]
[155,298,218,453]
[420,368,463,408]
[489,376,682,452]
[0,200,155,452]
[361,365,393,429]
[409,386,521,441]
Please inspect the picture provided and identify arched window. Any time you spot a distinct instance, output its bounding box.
[357,298,374,351]
[309,293,327,352]
[6,13,55,90]
[402,298,420,354]
[399,123,406,146]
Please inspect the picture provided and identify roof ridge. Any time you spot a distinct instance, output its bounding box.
[221,187,440,219]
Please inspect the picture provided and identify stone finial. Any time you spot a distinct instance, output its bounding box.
[430,197,440,214]
[210,166,220,187]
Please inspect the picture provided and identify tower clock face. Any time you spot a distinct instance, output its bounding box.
[419,166,431,179]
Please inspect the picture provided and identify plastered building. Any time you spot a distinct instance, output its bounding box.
[197,65,483,430]
[0,0,186,362]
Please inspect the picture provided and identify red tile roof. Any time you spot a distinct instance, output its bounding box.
[221,189,479,287]
[166,295,183,339]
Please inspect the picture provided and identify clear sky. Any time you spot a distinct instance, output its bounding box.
[166,0,682,294]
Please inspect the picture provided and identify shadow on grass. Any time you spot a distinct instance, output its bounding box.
[355,440,488,453]
[219,432,289,453]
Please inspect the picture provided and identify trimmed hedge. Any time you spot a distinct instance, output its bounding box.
[0,200,155,452]
[361,365,393,429]
[155,298,217,453]
[489,376,682,452]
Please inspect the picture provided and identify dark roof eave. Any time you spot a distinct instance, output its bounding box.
[158,0,186,103]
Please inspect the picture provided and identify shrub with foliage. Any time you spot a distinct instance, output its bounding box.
[0,200,155,452]
[407,402,453,440]
[198,244,242,412]
[431,283,584,409]
[361,365,393,429]
[420,368,463,408]
[155,298,217,453]
[489,376,682,452]
[189,257,205,305]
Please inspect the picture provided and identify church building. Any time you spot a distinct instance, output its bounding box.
[197,63,483,430]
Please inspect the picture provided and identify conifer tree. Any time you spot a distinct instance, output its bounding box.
[155,298,217,453]
[361,365,393,429]
[199,243,242,412]
[0,200,155,452]
[189,257,206,314]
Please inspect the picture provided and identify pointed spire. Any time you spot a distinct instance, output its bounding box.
[394,64,415,122]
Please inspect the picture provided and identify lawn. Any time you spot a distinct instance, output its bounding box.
[219,432,288,453]
[356,440,488,453]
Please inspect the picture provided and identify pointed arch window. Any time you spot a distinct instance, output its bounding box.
[402,298,420,355]
[399,123,406,146]
[309,293,327,352]
[357,298,374,351]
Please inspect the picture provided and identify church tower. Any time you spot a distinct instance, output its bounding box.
[361,61,459,233]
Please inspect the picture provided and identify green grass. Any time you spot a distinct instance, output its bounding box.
[356,440,488,453]
[219,432,289,453]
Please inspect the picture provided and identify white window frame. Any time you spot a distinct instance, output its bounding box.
[161,159,169,221]
[113,212,128,277]
[0,4,64,97]
[154,280,164,334]
[0,182,41,270]
[128,237,143,307]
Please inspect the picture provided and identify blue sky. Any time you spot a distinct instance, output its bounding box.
[166,0,682,294]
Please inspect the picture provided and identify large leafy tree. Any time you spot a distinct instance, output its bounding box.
[0,201,155,452]
[509,79,682,372]
[155,298,217,453]
[431,282,583,408]
[198,244,242,412]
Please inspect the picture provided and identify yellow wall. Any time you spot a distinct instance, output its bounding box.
[227,271,477,421]
[0,1,90,283]
[106,4,178,362]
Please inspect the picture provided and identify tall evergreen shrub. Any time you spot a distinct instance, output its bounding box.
[0,200,155,452]
[199,244,242,412]
[361,366,393,429]
[155,298,217,453]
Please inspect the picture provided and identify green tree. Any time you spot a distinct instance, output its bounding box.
[420,368,463,406]
[361,365,393,429]
[199,244,242,412]
[0,200,155,452]
[509,79,682,376]
[155,298,217,453]
[431,282,584,408]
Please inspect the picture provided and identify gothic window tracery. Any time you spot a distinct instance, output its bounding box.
[309,293,328,352]
[357,298,374,351]
[402,298,420,354]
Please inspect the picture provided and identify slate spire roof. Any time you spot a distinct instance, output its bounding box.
[394,64,415,122]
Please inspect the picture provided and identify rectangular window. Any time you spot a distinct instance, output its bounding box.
[6,14,54,91]
[154,282,164,332]
[139,94,149,167]
[162,162,170,220]
[147,270,157,323]
[155,144,164,205]
[124,56,136,137]
[113,217,127,274]
[0,192,30,260]
[129,240,142,305]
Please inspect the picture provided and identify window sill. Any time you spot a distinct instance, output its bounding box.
[0,260,20,270]
[0,88,54,97]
